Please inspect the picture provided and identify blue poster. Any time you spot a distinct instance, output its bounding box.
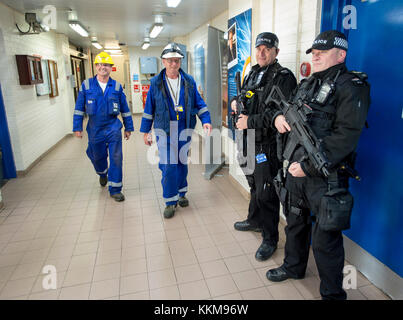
[193,43,205,95]
[227,9,252,135]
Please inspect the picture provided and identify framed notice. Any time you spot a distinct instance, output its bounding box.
[35,59,51,96]
[48,60,59,98]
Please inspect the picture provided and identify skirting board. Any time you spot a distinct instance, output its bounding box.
[343,235,402,300]
[17,133,74,177]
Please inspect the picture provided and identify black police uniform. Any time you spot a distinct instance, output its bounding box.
[274,62,370,300]
[237,59,296,247]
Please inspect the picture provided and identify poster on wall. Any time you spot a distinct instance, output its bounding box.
[193,43,205,98]
[227,8,252,136]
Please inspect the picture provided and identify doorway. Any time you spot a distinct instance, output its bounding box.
[71,56,86,101]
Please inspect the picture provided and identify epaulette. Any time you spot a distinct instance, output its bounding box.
[337,71,368,86]
[349,71,368,86]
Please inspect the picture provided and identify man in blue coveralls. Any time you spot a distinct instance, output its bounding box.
[140,43,212,219]
[73,52,134,202]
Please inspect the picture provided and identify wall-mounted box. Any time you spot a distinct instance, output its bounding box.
[16,55,43,85]
[139,57,158,74]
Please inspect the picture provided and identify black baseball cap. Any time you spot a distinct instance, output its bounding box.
[306,30,348,54]
[255,32,279,49]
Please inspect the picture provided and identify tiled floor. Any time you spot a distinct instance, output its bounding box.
[0,116,390,300]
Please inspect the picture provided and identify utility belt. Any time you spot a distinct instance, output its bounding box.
[273,167,353,232]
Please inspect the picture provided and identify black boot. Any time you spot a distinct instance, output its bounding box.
[99,176,107,187]
[255,241,277,261]
[234,219,262,232]
[110,193,125,202]
[266,265,304,282]
[178,196,189,207]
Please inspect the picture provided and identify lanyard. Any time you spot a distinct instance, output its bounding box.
[166,75,181,120]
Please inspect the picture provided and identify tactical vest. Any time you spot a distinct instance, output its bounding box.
[242,62,292,142]
[287,70,368,164]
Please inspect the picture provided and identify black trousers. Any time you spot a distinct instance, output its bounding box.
[282,172,347,300]
[245,143,280,246]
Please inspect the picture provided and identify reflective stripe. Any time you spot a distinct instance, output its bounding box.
[122,112,131,118]
[143,113,153,120]
[198,107,208,116]
[97,168,108,175]
[108,181,122,187]
[115,81,121,91]
[164,195,179,202]
[178,187,188,193]
[74,110,85,116]
[83,79,90,90]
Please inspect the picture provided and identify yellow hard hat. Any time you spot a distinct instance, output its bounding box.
[94,52,114,65]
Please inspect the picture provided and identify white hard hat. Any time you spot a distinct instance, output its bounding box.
[161,43,184,59]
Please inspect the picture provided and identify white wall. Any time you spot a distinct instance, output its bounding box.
[128,46,165,114]
[0,2,75,172]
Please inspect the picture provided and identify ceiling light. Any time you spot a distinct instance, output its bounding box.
[105,49,122,54]
[150,15,164,38]
[69,21,89,37]
[166,0,181,7]
[92,42,102,49]
[150,23,163,38]
[142,37,150,50]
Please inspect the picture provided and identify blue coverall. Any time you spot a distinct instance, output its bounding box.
[73,76,134,195]
[140,69,211,206]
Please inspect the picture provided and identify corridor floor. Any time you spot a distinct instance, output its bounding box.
[0,117,389,300]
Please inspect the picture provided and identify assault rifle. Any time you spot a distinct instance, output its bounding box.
[265,85,330,177]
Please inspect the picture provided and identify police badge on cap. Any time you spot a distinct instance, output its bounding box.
[306,30,348,54]
[255,32,279,48]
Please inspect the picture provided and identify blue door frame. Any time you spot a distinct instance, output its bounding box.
[0,83,16,180]
[320,0,403,277]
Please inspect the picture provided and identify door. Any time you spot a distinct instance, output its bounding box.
[71,57,86,101]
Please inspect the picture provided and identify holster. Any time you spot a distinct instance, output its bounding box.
[273,169,287,206]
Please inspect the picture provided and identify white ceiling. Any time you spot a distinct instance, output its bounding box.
[1,0,228,50]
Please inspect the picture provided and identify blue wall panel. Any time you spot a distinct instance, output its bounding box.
[321,0,403,277]
[0,84,16,180]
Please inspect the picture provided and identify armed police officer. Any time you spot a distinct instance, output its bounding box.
[73,52,134,202]
[266,30,370,300]
[232,32,297,261]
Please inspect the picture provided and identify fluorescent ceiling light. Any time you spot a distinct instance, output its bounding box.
[91,42,102,49]
[104,45,120,50]
[141,42,150,50]
[150,23,163,38]
[105,49,122,54]
[166,0,181,7]
[69,21,89,37]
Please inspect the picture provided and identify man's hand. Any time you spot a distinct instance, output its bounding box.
[274,115,291,133]
[230,99,238,112]
[236,114,248,130]
[74,131,82,139]
[143,133,152,146]
[203,123,213,136]
[124,131,131,140]
[288,162,306,177]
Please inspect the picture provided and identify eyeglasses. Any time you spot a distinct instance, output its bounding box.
[97,63,112,67]
[165,59,181,64]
